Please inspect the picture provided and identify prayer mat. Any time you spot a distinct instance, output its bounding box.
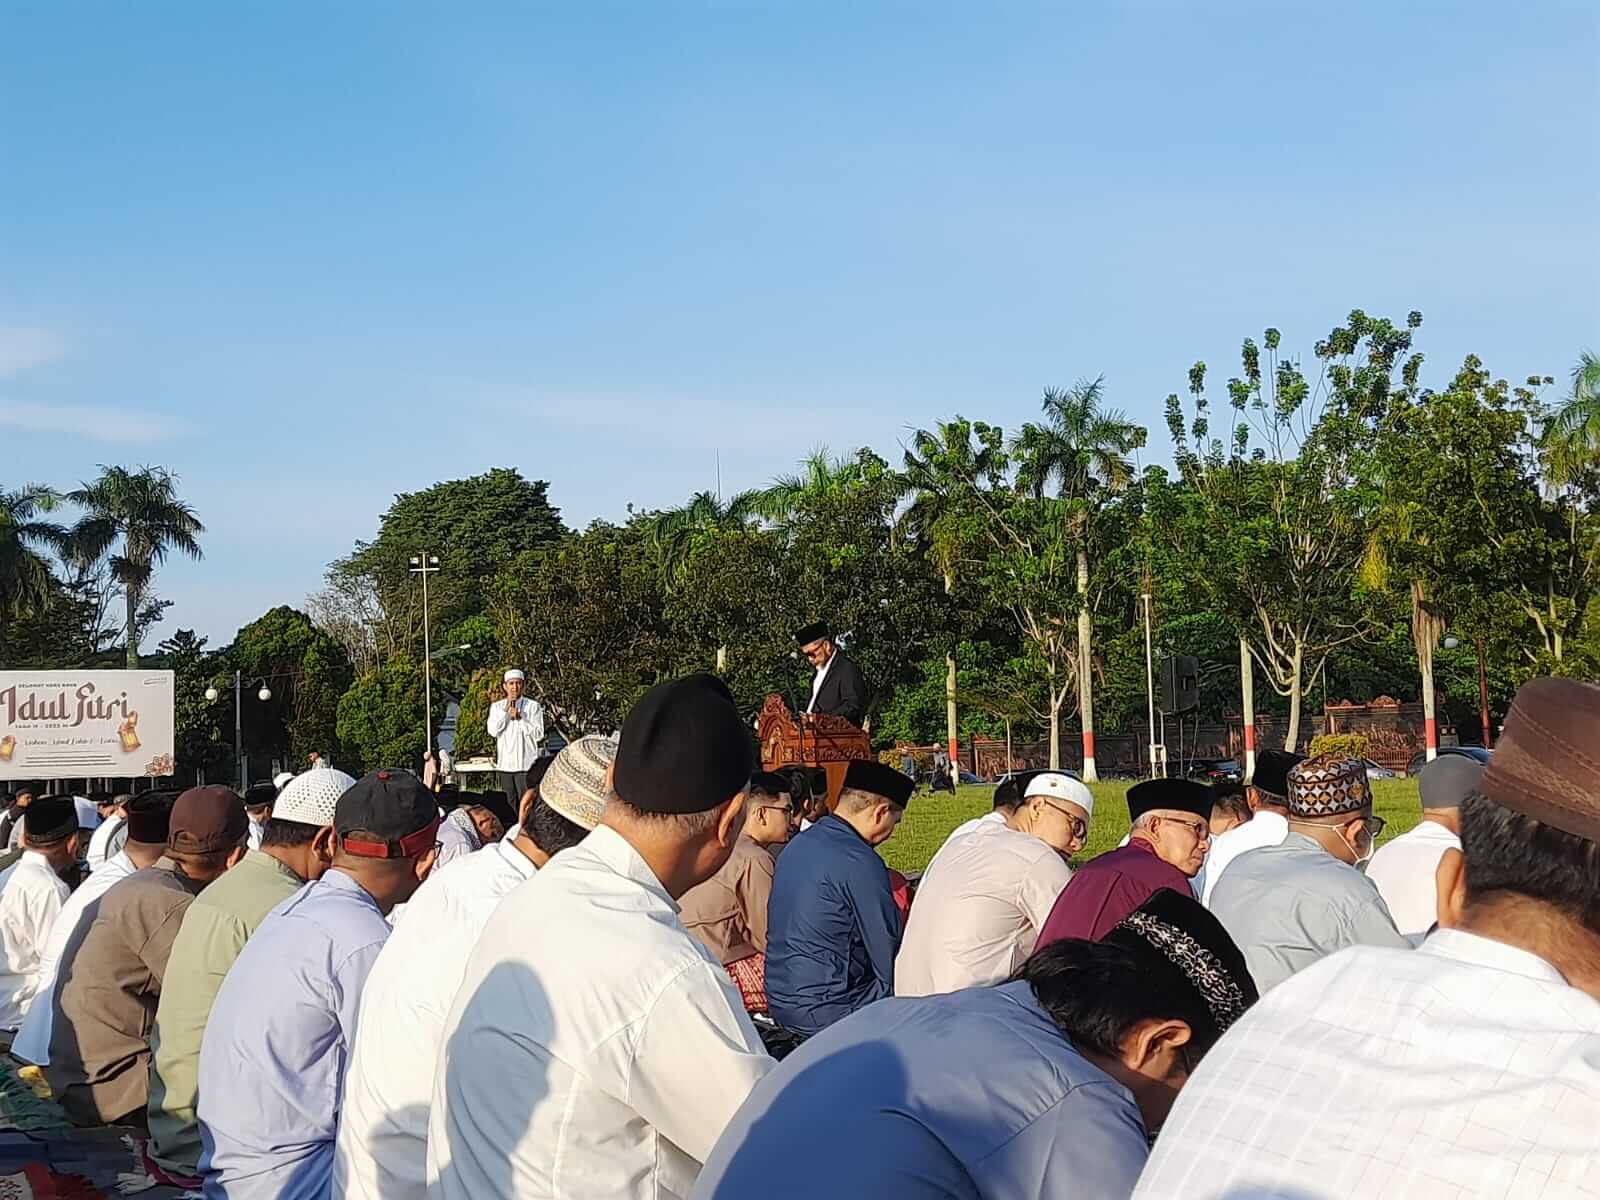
[726,953,766,1013]
[0,1163,104,1199]
[0,1068,68,1135]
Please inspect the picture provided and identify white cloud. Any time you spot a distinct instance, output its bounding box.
[0,402,183,443]
[0,327,67,377]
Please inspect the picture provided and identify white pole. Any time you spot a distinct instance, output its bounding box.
[1142,590,1158,780]
[234,670,244,791]
[421,551,433,754]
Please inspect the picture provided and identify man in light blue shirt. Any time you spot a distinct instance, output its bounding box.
[696,888,1259,1200]
[196,770,440,1200]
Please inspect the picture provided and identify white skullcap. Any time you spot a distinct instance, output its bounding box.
[503,668,526,683]
[1025,771,1094,817]
[273,768,357,827]
[73,796,103,831]
[272,771,295,791]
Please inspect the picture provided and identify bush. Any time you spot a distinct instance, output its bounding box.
[1309,733,1371,759]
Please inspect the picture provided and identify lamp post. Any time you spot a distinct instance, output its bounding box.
[1140,573,1159,779]
[205,672,272,790]
[1442,635,1494,749]
[409,552,441,753]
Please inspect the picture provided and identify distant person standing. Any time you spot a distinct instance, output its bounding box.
[796,622,868,726]
[487,668,546,812]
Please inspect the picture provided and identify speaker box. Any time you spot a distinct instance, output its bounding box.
[1161,655,1200,713]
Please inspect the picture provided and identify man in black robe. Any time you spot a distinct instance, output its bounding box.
[795,622,868,726]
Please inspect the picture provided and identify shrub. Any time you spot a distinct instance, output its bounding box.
[1309,733,1371,760]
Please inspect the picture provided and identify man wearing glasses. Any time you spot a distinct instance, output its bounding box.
[1207,752,1409,993]
[680,772,796,1013]
[896,772,1091,996]
[794,622,868,726]
[1037,778,1216,946]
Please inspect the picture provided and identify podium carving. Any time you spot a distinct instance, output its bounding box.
[757,693,873,810]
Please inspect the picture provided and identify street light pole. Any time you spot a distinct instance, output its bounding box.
[1141,573,1158,779]
[1477,636,1493,748]
[234,669,243,791]
[409,552,441,754]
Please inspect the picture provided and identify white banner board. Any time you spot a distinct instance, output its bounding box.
[0,671,176,781]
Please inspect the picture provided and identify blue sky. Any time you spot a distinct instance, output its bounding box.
[3,3,1596,645]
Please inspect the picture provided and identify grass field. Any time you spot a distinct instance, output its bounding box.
[878,777,1425,874]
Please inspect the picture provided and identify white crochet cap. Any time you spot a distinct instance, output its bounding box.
[273,771,295,790]
[1025,771,1095,817]
[273,768,357,827]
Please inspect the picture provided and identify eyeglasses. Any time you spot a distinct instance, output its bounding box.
[1162,815,1210,841]
[1362,814,1387,839]
[1037,799,1089,843]
[758,803,795,821]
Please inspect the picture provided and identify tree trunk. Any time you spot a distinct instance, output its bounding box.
[1076,547,1097,782]
[1413,582,1440,762]
[1284,642,1304,752]
[125,584,140,669]
[1240,636,1256,781]
[1047,673,1061,769]
[715,645,727,673]
[944,568,959,771]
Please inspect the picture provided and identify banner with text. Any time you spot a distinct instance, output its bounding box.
[0,671,176,781]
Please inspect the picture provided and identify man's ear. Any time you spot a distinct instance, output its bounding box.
[314,825,337,864]
[716,790,747,847]
[1436,846,1466,929]
[414,846,439,882]
[1121,1017,1193,1073]
[226,843,248,870]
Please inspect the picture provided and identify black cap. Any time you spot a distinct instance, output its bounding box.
[242,781,278,810]
[794,622,831,646]
[1251,750,1304,801]
[23,796,77,843]
[125,790,177,845]
[337,769,440,859]
[1105,888,1258,1046]
[843,759,914,808]
[614,674,754,814]
[995,769,1046,810]
[1127,778,1214,823]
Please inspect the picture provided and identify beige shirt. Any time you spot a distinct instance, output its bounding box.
[679,835,776,965]
[895,819,1072,997]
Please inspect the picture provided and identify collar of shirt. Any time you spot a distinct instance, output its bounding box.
[583,825,678,913]
[819,812,870,848]
[1401,818,1461,846]
[486,835,540,884]
[318,866,386,913]
[809,652,835,699]
[1421,927,1569,987]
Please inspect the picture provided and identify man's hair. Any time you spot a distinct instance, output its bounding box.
[837,787,898,816]
[610,793,724,837]
[1460,791,1600,932]
[992,777,1023,812]
[260,817,323,849]
[1017,938,1219,1058]
[15,790,33,804]
[1211,783,1251,824]
[169,844,240,876]
[528,797,589,857]
[527,754,558,797]
[748,772,790,803]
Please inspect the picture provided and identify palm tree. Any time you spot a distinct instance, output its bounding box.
[1541,350,1600,488]
[1012,379,1145,781]
[67,466,204,668]
[900,418,1001,770]
[644,489,761,586]
[752,448,857,534]
[0,485,68,622]
[1361,500,1447,761]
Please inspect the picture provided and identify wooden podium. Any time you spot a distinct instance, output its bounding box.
[757,693,873,810]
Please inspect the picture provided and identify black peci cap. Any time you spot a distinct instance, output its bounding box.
[843,759,914,808]
[125,790,178,845]
[1250,750,1304,802]
[794,622,831,646]
[1127,778,1214,823]
[23,796,77,843]
[613,674,754,815]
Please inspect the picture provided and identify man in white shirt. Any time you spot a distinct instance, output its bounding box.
[486,667,545,814]
[1136,676,1600,1200]
[0,797,87,1029]
[84,793,127,872]
[11,791,176,1066]
[896,772,1087,996]
[334,736,612,1200]
[918,771,1035,887]
[1365,754,1478,941]
[429,674,772,1200]
[1200,750,1298,906]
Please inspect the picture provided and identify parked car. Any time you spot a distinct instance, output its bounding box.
[1189,758,1243,785]
[1405,744,1490,778]
[1363,758,1397,780]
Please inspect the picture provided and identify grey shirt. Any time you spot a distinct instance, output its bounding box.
[1208,832,1410,993]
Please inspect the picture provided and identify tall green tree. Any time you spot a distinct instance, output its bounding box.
[225,606,354,771]
[1540,350,1600,487]
[67,466,204,668]
[751,448,858,535]
[336,653,438,774]
[644,490,763,672]
[1012,380,1146,779]
[0,485,68,623]
[900,417,1006,764]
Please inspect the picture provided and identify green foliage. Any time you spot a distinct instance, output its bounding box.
[450,668,498,761]
[226,606,354,767]
[336,653,439,774]
[149,629,230,781]
[1309,732,1371,759]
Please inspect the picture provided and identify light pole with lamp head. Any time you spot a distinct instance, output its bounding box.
[409,553,441,754]
[205,672,272,790]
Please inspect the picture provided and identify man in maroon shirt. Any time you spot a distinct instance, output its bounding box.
[1036,778,1214,944]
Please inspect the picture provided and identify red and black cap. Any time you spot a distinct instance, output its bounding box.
[336,769,440,859]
